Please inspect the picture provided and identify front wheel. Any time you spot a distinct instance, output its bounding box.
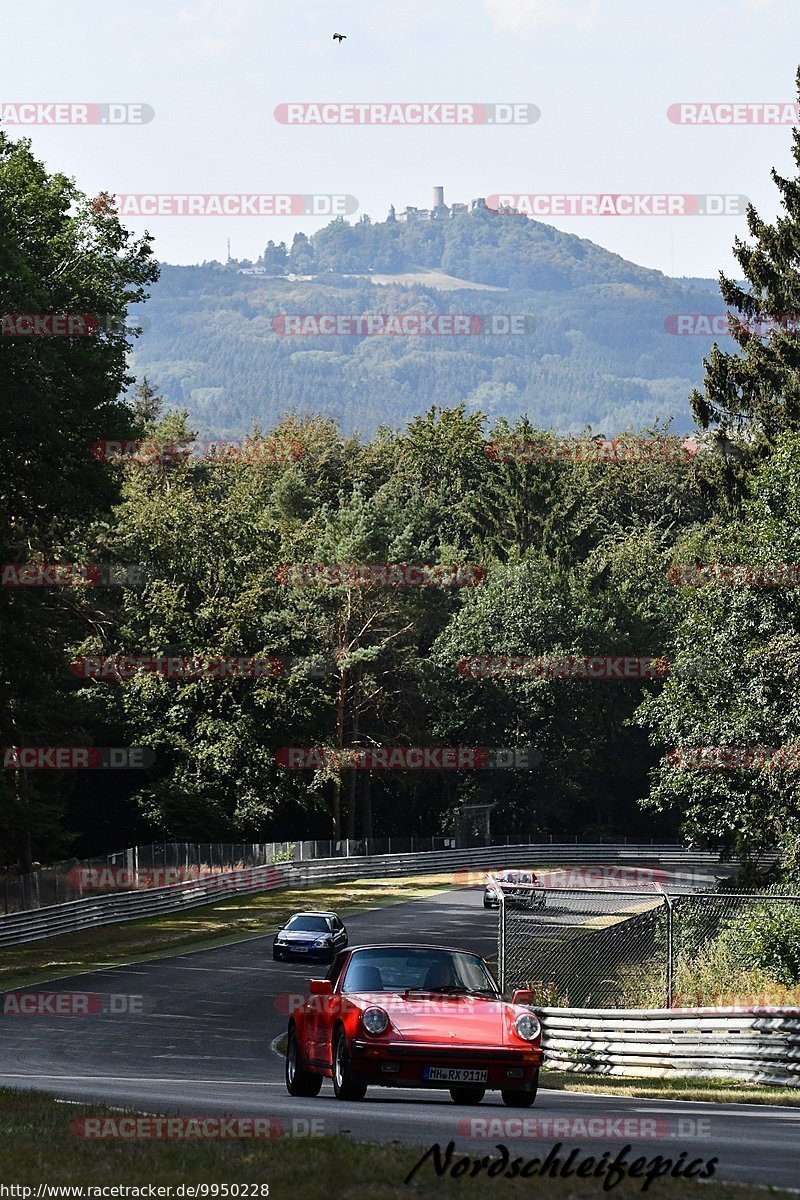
[449,1087,486,1105]
[332,1028,367,1101]
[285,1027,322,1097]
[501,1073,538,1107]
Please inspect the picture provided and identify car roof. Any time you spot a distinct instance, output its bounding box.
[287,910,338,918]
[344,944,484,956]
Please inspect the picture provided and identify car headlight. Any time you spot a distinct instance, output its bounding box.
[313,937,331,947]
[362,1006,389,1035]
[514,1012,541,1042]
[275,936,287,943]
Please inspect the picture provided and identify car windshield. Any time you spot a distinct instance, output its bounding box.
[286,915,330,932]
[340,948,500,995]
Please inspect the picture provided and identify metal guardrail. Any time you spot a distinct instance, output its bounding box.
[3,834,692,915]
[536,1005,800,1086]
[0,844,721,948]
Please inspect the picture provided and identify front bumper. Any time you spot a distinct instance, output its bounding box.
[273,944,333,961]
[350,1039,543,1089]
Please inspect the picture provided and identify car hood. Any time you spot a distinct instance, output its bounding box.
[345,991,536,1046]
[278,930,330,942]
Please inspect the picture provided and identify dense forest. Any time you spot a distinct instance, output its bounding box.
[128,212,728,440]
[4,125,800,875]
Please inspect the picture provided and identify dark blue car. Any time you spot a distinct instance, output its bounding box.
[273,911,348,963]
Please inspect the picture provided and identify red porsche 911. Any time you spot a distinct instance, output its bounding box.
[284,944,543,1106]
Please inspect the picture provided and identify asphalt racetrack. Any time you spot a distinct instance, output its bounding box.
[1,871,798,1188]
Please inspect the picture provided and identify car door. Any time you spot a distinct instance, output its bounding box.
[306,952,346,1067]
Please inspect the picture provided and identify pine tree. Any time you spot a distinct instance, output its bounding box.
[691,68,800,459]
[129,377,164,426]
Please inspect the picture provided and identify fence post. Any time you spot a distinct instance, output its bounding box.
[498,890,506,994]
[664,894,675,1009]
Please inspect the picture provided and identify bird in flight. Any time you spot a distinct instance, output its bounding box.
[333,32,346,41]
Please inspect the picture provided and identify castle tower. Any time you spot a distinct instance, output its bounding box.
[433,186,445,209]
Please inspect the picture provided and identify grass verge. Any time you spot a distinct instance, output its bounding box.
[0,873,460,990]
[0,1086,792,1197]
[542,1070,800,1106]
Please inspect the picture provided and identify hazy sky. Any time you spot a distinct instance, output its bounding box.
[3,0,800,278]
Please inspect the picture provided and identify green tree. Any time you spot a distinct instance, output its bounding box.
[426,533,676,840]
[288,233,316,274]
[691,69,800,471]
[0,134,157,868]
[262,241,288,274]
[129,377,164,426]
[634,431,800,863]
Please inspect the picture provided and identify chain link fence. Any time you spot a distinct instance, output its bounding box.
[497,880,800,1008]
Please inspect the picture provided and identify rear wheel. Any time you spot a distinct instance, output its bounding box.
[285,1027,322,1097]
[332,1028,367,1101]
[449,1087,486,1104]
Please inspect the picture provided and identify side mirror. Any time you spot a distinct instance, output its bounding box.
[511,989,536,1007]
[309,979,333,996]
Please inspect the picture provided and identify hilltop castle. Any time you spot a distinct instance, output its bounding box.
[388,186,491,223]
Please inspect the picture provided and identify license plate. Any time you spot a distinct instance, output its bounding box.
[423,1066,488,1083]
[292,947,308,953]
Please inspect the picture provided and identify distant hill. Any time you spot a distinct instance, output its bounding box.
[128,210,731,437]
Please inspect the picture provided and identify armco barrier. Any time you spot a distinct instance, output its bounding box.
[0,844,723,949]
[536,1005,800,1086]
